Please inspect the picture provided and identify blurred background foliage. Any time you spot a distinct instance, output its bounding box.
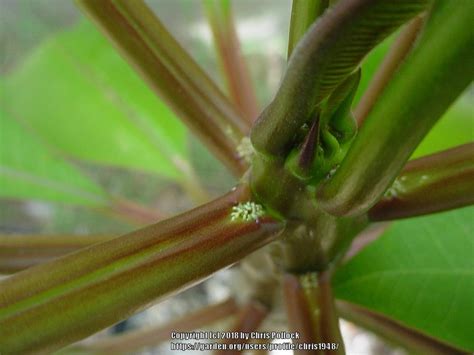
[0,1,472,353]
[1,0,472,235]
[0,0,292,234]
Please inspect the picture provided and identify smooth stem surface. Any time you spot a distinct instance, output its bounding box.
[354,15,424,125]
[317,0,474,216]
[71,298,238,354]
[342,223,390,263]
[215,300,268,355]
[0,186,281,353]
[336,300,469,355]
[203,0,259,125]
[0,234,114,274]
[77,0,248,176]
[110,198,164,225]
[369,143,474,221]
[284,272,344,355]
[287,0,329,59]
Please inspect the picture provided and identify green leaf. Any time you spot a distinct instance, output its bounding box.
[2,21,187,180]
[412,95,474,158]
[77,0,247,177]
[0,106,107,207]
[353,34,395,107]
[333,207,474,351]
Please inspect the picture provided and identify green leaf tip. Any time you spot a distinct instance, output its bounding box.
[230,202,265,222]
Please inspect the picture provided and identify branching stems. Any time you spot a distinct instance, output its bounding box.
[317,1,474,216]
[77,0,249,176]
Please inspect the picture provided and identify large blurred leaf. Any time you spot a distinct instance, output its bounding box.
[0,106,107,207]
[2,21,187,180]
[333,207,474,351]
[412,94,473,158]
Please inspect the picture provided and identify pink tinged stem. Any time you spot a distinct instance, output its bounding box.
[204,0,260,125]
[0,186,282,353]
[214,300,269,355]
[73,298,239,354]
[77,0,249,176]
[283,272,345,355]
[369,143,474,221]
[336,300,469,355]
[0,234,114,274]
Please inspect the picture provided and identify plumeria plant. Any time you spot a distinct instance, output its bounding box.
[0,0,473,354]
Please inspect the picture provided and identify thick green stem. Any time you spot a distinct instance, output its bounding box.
[317,0,474,216]
[203,0,259,125]
[0,234,114,274]
[369,143,474,221]
[70,298,238,354]
[336,300,469,355]
[283,272,345,355]
[251,150,368,272]
[251,0,428,157]
[354,15,424,125]
[0,186,281,353]
[287,0,329,59]
[76,0,248,176]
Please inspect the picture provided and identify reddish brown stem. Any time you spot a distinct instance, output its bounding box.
[204,0,259,125]
[336,300,469,355]
[77,0,248,176]
[72,298,238,354]
[355,16,424,126]
[110,198,164,225]
[0,185,282,353]
[283,272,344,355]
[215,300,269,355]
[0,234,114,274]
[342,223,390,263]
[369,143,474,221]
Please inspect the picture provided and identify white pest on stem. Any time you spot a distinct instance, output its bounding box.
[231,201,265,222]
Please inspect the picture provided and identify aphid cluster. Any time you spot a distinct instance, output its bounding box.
[230,202,265,222]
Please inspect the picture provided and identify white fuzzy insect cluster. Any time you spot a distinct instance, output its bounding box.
[236,137,254,163]
[230,202,265,222]
[300,272,318,290]
[384,178,404,198]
